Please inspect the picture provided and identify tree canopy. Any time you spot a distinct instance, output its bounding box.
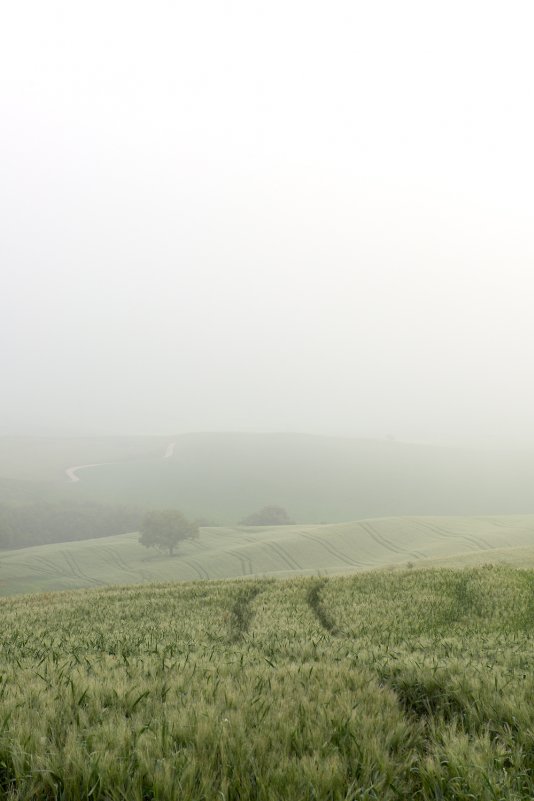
[239,506,294,526]
[139,509,198,556]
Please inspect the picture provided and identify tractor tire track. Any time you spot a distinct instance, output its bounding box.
[409,519,490,551]
[306,579,341,635]
[227,583,268,643]
[226,549,254,576]
[9,557,67,579]
[99,546,144,580]
[424,520,491,550]
[100,546,134,573]
[358,521,424,561]
[263,540,303,572]
[186,539,212,552]
[476,517,510,529]
[238,528,271,544]
[475,517,534,535]
[60,550,103,586]
[298,531,370,568]
[30,555,69,576]
[181,558,210,580]
[30,554,100,586]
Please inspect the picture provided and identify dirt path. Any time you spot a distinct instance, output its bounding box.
[65,441,176,483]
[65,463,106,483]
[163,442,175,458]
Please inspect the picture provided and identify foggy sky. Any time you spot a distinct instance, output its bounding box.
[1,1,534,446]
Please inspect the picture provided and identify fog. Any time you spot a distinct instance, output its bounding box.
[2,0,533,447]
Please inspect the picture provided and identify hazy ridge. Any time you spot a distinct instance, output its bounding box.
[1,433,533,524]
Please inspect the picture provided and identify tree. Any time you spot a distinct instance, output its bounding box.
[239,506,294,526]
[139,510,199,556]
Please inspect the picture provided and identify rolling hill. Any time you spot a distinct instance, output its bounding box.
[1,432,533,524]
[2,514,534,596]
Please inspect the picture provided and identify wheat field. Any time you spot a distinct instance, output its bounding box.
[2,515,534,596]
[2,567,534,799]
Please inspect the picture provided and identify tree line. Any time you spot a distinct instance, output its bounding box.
[0,501,142,550]
[0,501,295,552]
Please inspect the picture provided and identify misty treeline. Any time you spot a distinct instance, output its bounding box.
[0,492,296,551]
[239,506,293,525]
[0,501,142,550]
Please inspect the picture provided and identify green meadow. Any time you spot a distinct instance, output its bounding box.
[2,567,534,800]
[2,515,534,596]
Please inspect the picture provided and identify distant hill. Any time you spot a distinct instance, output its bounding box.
[1,432,533,523]
[0,435,165,482]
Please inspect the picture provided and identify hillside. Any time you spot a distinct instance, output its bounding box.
[0,435,167,482]
[2,567,534,799]
[1,433,534,523]
[2,514,534,596]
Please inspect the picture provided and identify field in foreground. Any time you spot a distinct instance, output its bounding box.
[2,515,534,596]
[2,567,534,799]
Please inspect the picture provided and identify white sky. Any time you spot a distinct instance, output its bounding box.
[1,0,533,445]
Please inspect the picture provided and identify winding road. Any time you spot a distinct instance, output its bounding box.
[163,442,175,458]
[65,442,176,483]
[65,463,106,483]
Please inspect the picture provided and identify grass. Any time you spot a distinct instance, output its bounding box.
[2,566,534,799]
[2,515,534,596]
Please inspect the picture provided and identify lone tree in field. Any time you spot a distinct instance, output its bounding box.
[239,505,294,526]
[139,510,198,556]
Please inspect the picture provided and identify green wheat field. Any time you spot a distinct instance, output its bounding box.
[2,567,534,800]
[2,515,534,596]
